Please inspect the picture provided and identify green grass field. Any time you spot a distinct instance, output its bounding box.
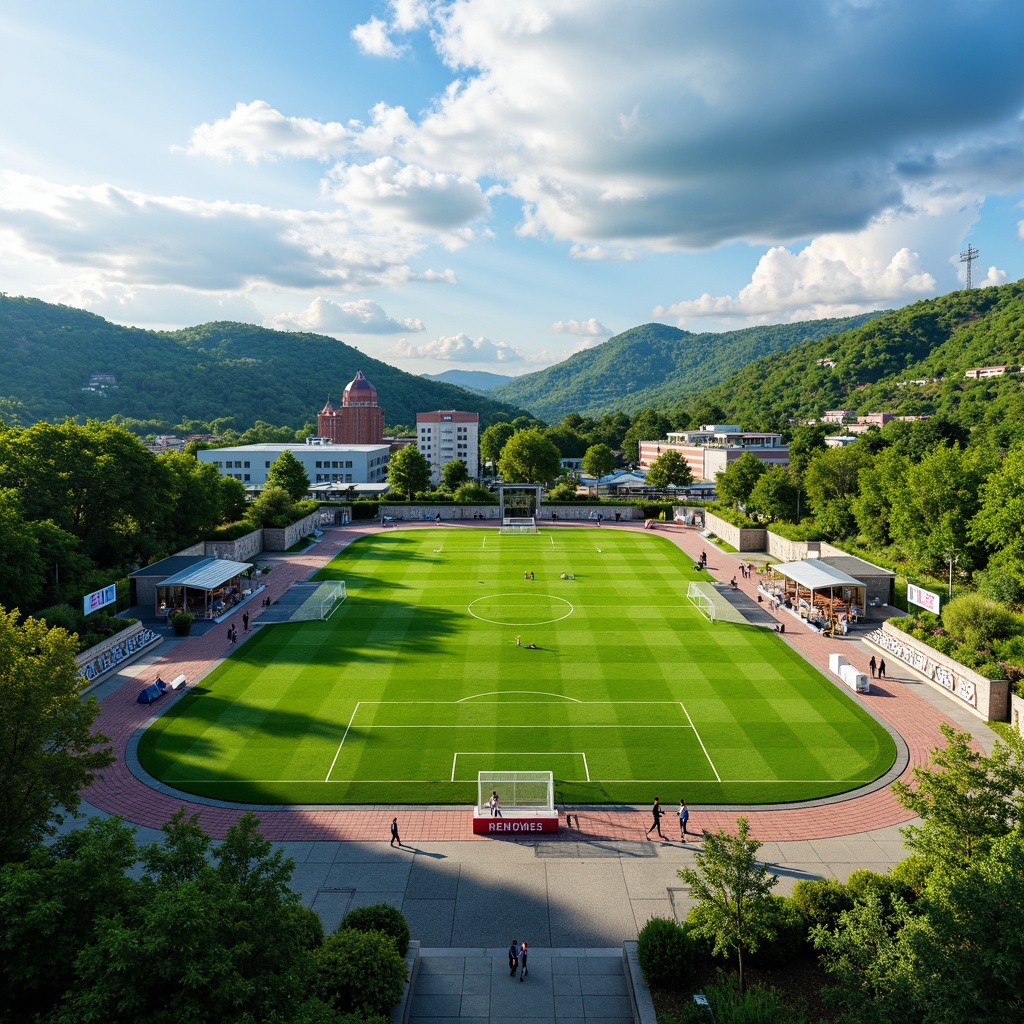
[137,528,896,806]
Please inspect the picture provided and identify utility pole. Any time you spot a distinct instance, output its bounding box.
[943,550,959,600]
[960,244,979,289]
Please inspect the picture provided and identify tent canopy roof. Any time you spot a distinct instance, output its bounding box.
[773,558,865,591]
[158,557,252,591]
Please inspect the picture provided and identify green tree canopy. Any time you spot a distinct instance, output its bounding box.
[387,445,431,500]
[645,449,694,488]
[581,443,615,479]
[497,428,562,484]
[745,465,797,522]
[266,449,311,502]
[245,484,295,528]
[441,458,470,490]
[158,451,225,550]
[714,451,767,509]
[479,422,515,467]
[0,490,45,611]
[621,409,672,462]
[677,816,779,994]
[0,608,114,863]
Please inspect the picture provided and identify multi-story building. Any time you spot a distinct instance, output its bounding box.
[416,410,480,485]
[198,441,390,489]
[638,424,789,481]
[317,371,386,444]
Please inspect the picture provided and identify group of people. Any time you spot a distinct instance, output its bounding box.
[868,655,887,679]
[508,939,529,981]
[488,790,502,816]
[523,570,535,580]
[645,796,698,841]
[738,561,755,579]
[515,635,539,649]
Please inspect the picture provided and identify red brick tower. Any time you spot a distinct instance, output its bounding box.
[317,371,385,444]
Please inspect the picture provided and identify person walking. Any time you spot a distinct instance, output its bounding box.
[519,940,528,981]
[242,611,250,633]
[508,938,519,978]
[878,659,886,679]
[390,817,403,848]
[646,796,664,839]
[226,623,233,643]
[868,655,877,678]
[679,798,695,839]
[230,625,237,644]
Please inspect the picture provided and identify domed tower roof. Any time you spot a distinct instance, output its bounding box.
[342,371,378,407]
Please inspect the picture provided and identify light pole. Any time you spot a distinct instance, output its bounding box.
[943,550,959,600]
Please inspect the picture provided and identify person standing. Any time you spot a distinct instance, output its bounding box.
[868,655,877,678]
[508,938,519,978]
[230,625,237,644]
[646,796,664,839]
[490,790,502,817]
[243,611,250,633]
[519,940,528,981]
[390,817,403,848]
[678,799,695,839]
[878,659,886,679]
[226,623,233,643]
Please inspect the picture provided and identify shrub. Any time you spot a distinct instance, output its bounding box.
[790,878,852,931]
[845,869,914,912]
[312,928,406,1017]
[747,895,806,966]
[702,970,810,1024]
[341,903,410,957]
[636,916,698,990]
[941,592,1022,648]
[888,854,935,895]
[36,603,81,634]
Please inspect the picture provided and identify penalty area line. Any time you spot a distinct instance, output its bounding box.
[325,702,360,782]
[680,702,721,782]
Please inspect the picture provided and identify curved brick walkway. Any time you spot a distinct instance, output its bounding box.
[83,520,965,844]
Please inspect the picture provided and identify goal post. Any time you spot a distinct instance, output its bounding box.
[687,582,715,622]
[320,581,347,620]
[477,770,554,813]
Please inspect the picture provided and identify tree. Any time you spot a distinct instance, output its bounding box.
[621,409,672,463]
[441,458,469,490]
[266,449,311,503]
[645,449,694,488]
[0,490,44,611]
[785,424,828,483]
[479,422,516,468]
[582,443,615,479]
[745,465,797,522]
[219,475,248,522]
[0,609,115,863]
[158,451,225,550]
[497,428,562,484]
[245,484,295,528]
[802,443,872,539]
[892,724,1024,871]
[387,445,431,500]
[676,816,779,993]
[714,452,767,509]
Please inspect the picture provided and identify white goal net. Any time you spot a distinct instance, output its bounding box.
[687,582,715,622]
[320,581,347,620]
[500,516,538,534]
[477,770,554,812]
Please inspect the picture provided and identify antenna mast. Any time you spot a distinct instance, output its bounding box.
[959,244,979,289]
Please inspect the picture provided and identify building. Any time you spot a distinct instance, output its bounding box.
[638,424,789,481]
[198,441,390,489]
[317,371,386,444]
[846,412,895,434]
[416,410,480,484]
[822,409,855,424]
[964,365,1013,380]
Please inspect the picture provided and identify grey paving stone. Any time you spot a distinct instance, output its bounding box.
[403,898,456,946]
[460,993,492,1017]
[324,861,411,890]
[418,957,467,975]
[580,974,627,996]
[552,994,584,1017]
[411,993,464,1016]
[463,972,491,994]
[417,974,464,995]
[582,994,632,1017]
[553,974,582,995]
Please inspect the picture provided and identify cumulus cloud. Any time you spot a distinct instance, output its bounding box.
[267,296,425,334]
[394,332,525,362]
[185,101,350,162]
[551,317,612,338]
[0,170,441,293]
[351,1,431,55]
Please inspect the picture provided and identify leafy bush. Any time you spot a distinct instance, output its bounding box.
[546,482,582,502]
[747,896,806,966]
[636,916,698,990]
[888,854,935,895]
[941,592,1022,648]
[702,970,810,1024]
[766,521,825,542]
[341,903,410,957]
[707,504,760,529]
[845,869,915,913]
[36,603,81,634]
[208,520,261,541]
[312,928,406,1017]
[790,878,852,931]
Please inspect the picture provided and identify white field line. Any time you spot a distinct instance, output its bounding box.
[582,751,590,781]
[325,701,361,782]
[452,750,588,783]
[680,701,721,782]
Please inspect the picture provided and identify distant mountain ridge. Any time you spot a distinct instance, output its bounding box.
[490,314,883,421]
[0,296,532,433]
[421,369,518,393]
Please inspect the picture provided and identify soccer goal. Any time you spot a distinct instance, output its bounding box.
[498,484,541,533]
[501,517,538,535]
[477,770,554,813]
[320,581,347,620]
[687,582,715,622]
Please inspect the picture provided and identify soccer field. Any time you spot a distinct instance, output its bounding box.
[137,527,896,806]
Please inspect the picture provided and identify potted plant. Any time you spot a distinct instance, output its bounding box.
[169,611,195,636]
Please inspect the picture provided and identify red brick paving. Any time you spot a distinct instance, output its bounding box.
[83,521,961,843]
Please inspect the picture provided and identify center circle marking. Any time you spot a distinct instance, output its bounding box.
[468,593,574,626]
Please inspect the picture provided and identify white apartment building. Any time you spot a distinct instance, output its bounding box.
[638,424,789,481]
[417,410,480,485]
[198,441,391,489]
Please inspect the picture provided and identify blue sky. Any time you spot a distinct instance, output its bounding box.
[2,0,1023,375]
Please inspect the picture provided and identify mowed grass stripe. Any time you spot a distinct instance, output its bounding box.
[137,527,896,804]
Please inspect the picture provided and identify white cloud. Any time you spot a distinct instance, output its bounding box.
[551,317,611,338]
[351,15,406,58]
[267,296,425,335]
[185,101,350,162]
[394,332,525,362]
[977,266,1008,288]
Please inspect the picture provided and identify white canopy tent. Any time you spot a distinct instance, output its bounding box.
[765,558,867,630]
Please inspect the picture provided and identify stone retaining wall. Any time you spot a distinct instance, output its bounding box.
[262,510,323,551]
[77,621,162,690]
[703,511,767,551]
[866,621,1009,721]
[378,504,641,522]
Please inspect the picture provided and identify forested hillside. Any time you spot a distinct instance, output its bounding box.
[693,282,1024,434]
[0,296,530,433]
[490,314,881,421]
[421,369,518,393]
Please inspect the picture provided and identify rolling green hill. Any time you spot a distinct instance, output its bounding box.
[691,281,1024,431]
[0,295,532,433]
[489,314,882,421]
[421,369,518,393]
